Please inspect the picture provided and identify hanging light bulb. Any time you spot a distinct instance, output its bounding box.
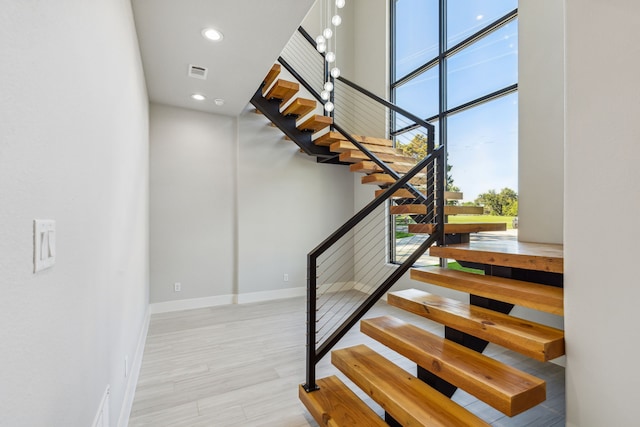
[332,15,342,26]
[321,90,330,101]
[325,51,336,63]
[330,67,341,78]
[324,82,334,92]
[317,42,326,53]
[315,35,326,45]
[336,0,345,8]
[323,28,333,40]
[324,101,334,112]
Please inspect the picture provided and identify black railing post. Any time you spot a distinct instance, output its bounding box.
[304,253,319,392]
[280,27,446,390]
[436,150,446,247]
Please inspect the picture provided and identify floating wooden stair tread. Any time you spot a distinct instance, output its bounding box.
[445,191,463,200]
[313,131,393,147]
[329,140,401,156]
[444,205,484,215]
[298,114,333,132]
[351,161,415,174]
[389,204,427,215]
[350,161,383,174]
[429,240,564,274]
[361,174,396,186]
[409,222,507,234]
[352,135,394,147]
[387,289,565,361]
[299,376,387,427]
[375,188,418,199]
[339,150,416,164]
[282,97,316,118]
[264,79,299,105]
[332,345,491,427]
[411,267,564,315]
[361,316,546,416]
[262,64,281,95]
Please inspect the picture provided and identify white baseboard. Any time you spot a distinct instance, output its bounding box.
[149,294,235,314]
[117,307,151,427]
[148,287,307,313]
[92,385,110,427]
[236,287,306,304]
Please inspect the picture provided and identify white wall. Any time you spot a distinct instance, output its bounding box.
[149,103,236,303]
[148,103,355,303]
[565,0,640,425]
[237,106,354,296]
[0,0,149,425]
[518,0,565,244]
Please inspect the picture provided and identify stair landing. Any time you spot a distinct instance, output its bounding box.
[430,240,563,274]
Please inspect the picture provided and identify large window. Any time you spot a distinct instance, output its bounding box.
[391,0,518,265]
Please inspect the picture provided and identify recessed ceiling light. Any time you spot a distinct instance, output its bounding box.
[214,98,225,106]
[191,93,206,101]
[202,28,223,41]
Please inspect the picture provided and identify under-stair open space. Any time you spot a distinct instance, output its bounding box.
[129,294,564,426]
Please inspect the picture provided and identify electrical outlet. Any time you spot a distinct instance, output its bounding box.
[174,282,181,292]
[283,274,289,282]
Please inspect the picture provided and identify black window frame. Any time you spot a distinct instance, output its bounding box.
[389,0,518,265]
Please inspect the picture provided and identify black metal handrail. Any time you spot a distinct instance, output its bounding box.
[277,25,446,392]
[304,146,445,391]
[297,27,435,135]
[282,28,436,201]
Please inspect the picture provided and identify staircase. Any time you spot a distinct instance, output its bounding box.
[301,240,564,426]
[251,35,563,425]
[253,64,506,245]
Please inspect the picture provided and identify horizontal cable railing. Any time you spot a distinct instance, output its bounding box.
[278,26,444,391]
[306,146,444,390]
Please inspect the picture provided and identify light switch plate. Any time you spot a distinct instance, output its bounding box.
[34,219,56,273]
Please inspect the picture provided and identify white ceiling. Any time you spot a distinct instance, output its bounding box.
[131,0,315,116]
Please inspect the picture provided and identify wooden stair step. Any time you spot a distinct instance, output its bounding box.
[351,161,416,174]
[429,241,564,274]
[411,267,564,316]
[282,97,316,118]
[261,64,281,95]
[332,345,491,427]
[350,161,383,174]
[444,205,484,215]
[361,173,426,187]
[297,114,333,133]
[375,188,419,199]
[313,131,393,147]
[351,134,394,147]
[298,376,387,427]
[445,191,463,200]
[361,173,396,186]
[387,289,565,361]
[409,222,507,234]
[389,204,427,215]
[264,79,299,105]
[329,140,402,156]
[339,150,417,164]
[361,316,546,416]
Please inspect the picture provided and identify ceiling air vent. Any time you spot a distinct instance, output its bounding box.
[188,64,208,80]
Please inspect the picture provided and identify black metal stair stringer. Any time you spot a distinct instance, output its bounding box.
[250,86,335,159]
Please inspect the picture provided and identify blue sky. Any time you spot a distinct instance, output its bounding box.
[394,0,518,201]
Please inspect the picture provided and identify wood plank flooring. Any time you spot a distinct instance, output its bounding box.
[129,295,565,426]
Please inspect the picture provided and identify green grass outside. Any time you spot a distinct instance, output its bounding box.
[448,261,484,274]
[447,215,515,229]
[395,231,414,239]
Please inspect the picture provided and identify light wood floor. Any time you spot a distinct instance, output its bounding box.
[129,296,565,426]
